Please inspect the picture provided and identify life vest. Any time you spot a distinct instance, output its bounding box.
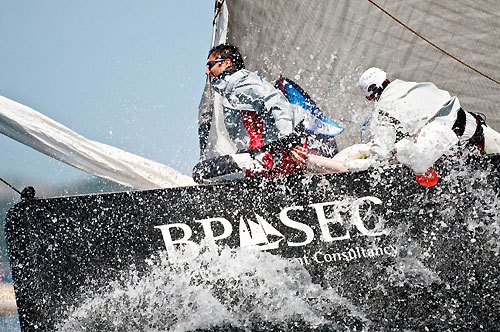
[240,110,303,178]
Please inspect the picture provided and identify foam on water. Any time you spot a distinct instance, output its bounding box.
[56,247,368,331]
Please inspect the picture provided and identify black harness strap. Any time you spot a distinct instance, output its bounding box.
[468,112,486,149]
[452,108,467,137]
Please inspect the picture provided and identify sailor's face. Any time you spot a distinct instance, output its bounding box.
[205,53,232,78]
[366,84,377,102]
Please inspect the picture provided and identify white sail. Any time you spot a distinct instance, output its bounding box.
[200,0,500,156]
[0,96,195,190]
[198,0,237,159]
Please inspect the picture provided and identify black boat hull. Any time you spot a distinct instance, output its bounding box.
[5,156,500,331]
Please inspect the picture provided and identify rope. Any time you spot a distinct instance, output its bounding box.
[0,177,22,196]
[367,0,500,86]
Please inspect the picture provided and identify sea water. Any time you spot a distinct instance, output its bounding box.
[0,315,19,332]
[56,248,368,331]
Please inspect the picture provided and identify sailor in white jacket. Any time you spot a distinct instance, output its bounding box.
[358,67,500,173]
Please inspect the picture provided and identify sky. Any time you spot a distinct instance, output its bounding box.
[0,1,214,195]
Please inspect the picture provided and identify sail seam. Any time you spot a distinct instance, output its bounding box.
[367,0,500,86]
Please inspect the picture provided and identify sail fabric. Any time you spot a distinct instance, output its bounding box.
[0,96,195,189]
[200,0,500,157]
[198,0,237,159]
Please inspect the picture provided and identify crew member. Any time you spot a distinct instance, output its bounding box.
[193,43,308,182]
[358,67,500,173]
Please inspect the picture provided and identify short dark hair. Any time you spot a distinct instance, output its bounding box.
[208,43,245,70]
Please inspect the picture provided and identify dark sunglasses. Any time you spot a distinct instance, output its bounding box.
[206,59,226,69]
[365,84,377,101]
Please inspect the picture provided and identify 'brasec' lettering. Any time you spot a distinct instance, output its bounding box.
[154,196,387,261]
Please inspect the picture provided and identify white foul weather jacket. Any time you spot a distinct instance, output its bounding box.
[370,79,478,173]
[210,69,296,151]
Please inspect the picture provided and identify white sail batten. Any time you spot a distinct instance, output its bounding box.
[0,96,195,189]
